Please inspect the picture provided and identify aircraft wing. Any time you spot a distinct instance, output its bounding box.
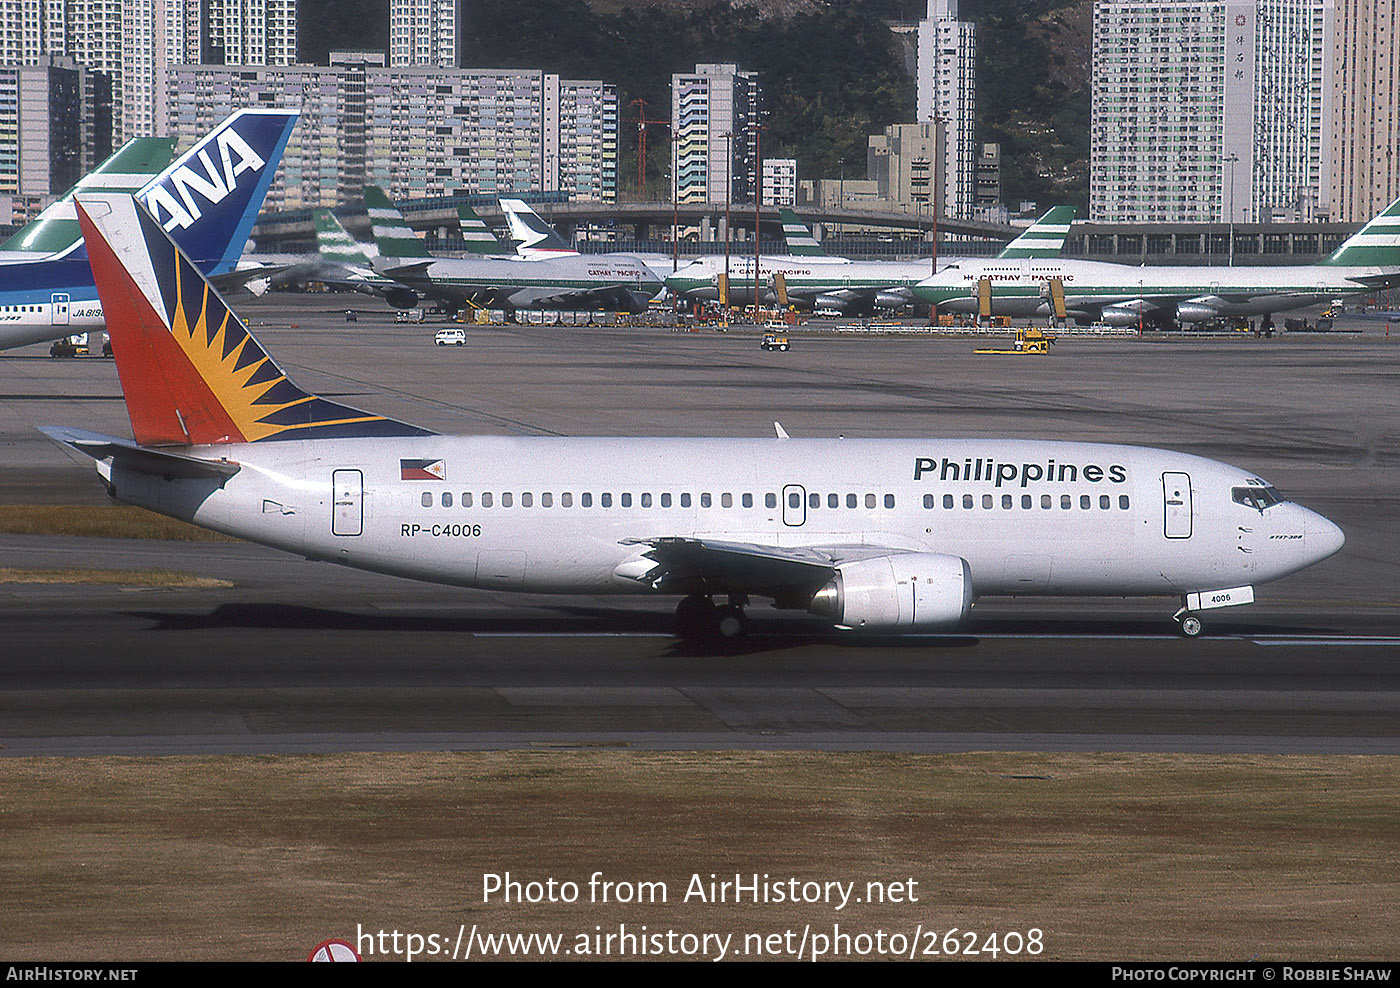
[618,536,912,600]
[508,284,653,313]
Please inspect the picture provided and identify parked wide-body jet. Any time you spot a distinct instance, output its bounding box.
[0,108,297,351]
[913,197,1400,326]
[664,206,1077,314]
[364,186,661,313]
[52,193,1344,641]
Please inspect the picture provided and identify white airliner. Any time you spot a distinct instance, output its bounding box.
[914,197,1400,326]
[51,194,1345,642]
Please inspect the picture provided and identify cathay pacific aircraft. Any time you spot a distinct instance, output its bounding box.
[50,193,1344,642]
[913,197,1400,326]
[0,108,297,351]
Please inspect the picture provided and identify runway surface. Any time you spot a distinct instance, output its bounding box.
[2,300,1397,755]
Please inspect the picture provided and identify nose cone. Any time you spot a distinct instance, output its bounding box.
[1306,510,1345,563]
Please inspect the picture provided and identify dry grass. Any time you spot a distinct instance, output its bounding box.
[0,751,1395,961]
[0,505,237,541]
[0,567,232,588]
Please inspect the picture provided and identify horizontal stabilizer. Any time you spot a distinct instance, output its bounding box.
[39,426,241,481]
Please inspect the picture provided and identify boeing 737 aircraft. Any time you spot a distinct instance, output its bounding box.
[49,193,1344,643]
[913,197,1400,326]
[364,186,661,314]
[0,108,297,351]
[665,206,1077,314]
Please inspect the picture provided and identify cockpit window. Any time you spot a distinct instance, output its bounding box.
[1232,486,1284,510]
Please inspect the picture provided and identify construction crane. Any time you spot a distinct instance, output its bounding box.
[626,98,670,200]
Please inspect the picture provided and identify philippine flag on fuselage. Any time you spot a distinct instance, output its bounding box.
[400,458,446,481]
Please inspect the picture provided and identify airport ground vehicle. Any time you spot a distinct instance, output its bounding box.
[434,327,466,346]
[760,333,791,351]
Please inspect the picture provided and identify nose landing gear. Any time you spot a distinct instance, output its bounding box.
[1173,605,1203,638]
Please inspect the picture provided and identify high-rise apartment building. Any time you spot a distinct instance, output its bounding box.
[389,0,456,68]
[916,0,975,219]
[1329,0,1400,222]
[167,63,617,210]
[0,56,111,201]
[671,63,763,205]
[1091,0,1336,223]
[867,121,943,216]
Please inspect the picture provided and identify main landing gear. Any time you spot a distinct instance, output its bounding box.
[675,593,749,643]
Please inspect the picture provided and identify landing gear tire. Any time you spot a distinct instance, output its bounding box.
[1179,614,1203,638]
[675,594,716,643]
[713,604,749,641]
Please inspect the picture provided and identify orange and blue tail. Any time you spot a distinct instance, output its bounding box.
[76,193,433,447]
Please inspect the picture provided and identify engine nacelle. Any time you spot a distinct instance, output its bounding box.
[385,288,420,310]
[809,552,973,630]
[1099,304,1145,327]
[1175,302,1219,324]
[874,290,910,309]
[814,293,849,313]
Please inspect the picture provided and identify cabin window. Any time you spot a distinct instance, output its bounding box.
[943,494,954,509]
[581,493,592,507]
[1041,494,1052,509]
[809,492,820,509]
[743,493,753,508]
[1003,494,1013,509]
[722,493,733,508]
[1022,495,1032,509]
[542,493,553,507]
[765,493,777,509]
[462,493,473,508]
[1100,495,1111,509]
[1119,495,1131,509]
[682,493,693,508]
[601,493,612,507]
[1061,494,1072,509]
[962,494,973,509]
[502,493,513,507]
[661,493,672,507]
[982,494,993,509]
[866,493,877,509]
[521,493,533,507]
[421,492,433,507]
[700,493,711,508]
[789,491,801,509]
[847,493,858,509]
[442,492,453,507]
[641,493,652,508]
[884,494,895,509]
[620,493,631,507]
[483,492,493,507]
[1081,494,1091,509]
[924,494,936,509]
[561,493,572,507]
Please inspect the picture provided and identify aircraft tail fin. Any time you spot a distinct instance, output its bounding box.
[1322,196,1400,267]
[137,108,297,275]
[364,185,434,259]
[499,198,578,257]
[779,208,826,256]
[2,137,179,255]
[996,205,1076,259]
[458,204,505,255]
[76,193,433,447]
[313,208,377,267]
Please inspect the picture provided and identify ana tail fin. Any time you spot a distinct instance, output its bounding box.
[1321,196,1400,267]
[77,193,432,446]
[996,205,1076,259]
[364,185,434,259]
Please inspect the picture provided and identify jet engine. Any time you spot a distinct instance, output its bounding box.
[385,288,419,310]
[814,293,849,313]
[1174,303,1219,324]
[808,552,973,630]
[874,290,911,310]
[1099,303,1147,327]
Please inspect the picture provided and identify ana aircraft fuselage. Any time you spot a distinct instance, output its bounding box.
[104,435,1341,605]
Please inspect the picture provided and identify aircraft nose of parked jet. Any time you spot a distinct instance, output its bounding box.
[1305,510,1345,563]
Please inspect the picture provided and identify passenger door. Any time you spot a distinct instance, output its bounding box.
[1162,472,1192,539]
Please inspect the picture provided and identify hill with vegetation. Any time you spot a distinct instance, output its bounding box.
[297,0,1090,210]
